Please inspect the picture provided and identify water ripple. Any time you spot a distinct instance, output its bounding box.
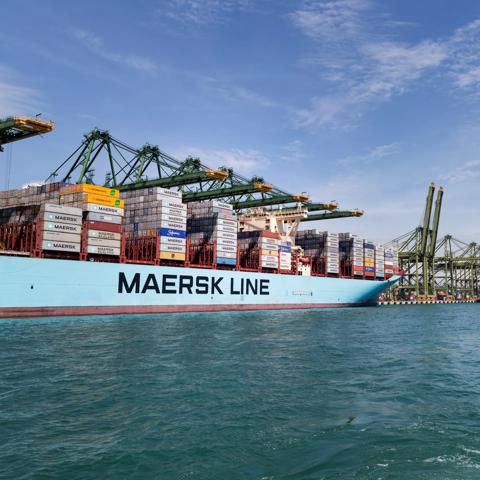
[1,305,480,479]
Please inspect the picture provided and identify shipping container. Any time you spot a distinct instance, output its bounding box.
[42,240,81,253]
[86,245,121,256]
[61,184,120,198]
[41,231,81,243]
[87,212,123,224]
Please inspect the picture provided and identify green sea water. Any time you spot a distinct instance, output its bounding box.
[1,304,480,479]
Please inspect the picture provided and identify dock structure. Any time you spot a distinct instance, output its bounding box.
[385,183,480,302]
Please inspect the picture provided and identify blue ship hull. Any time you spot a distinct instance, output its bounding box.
[0,256,400,318]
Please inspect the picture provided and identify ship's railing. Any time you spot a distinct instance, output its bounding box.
[0,221,395,281]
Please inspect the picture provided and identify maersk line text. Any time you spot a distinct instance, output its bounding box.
[118,273,270,295]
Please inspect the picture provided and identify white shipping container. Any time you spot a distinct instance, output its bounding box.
[211,200,233,211]
[214,231,237,240]
[152,187,183,200]
[214,224,237,234]
[261,255,279,263]
[40,203,82,216]
[88,230,121,241]
[159,244,186,253]
[158,213,187,225]
[216,251,237,259]
[87,238,121,249]
[216,237,237,247]
[156,206,187,218]
[42,240,81,253]
[160,237,186,247]
[43,222,82,234]
[217,218,237,227]
[159,219,186,230]
[43,211,82,225]
[217,245,237,254]
[156,199,186,210]
[261,262,278,268]
[85,203,124,217]
[87,212,123,224]
[87,245,121,256]
[41,231,81,243]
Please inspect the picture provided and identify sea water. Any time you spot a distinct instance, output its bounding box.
[1,304,480,479]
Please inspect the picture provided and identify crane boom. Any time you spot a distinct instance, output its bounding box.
[301,210,364,222]
[0,116,54,151]
[428,187,444,257]
[420,182,435,256]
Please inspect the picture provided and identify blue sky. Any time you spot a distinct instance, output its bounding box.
[1,0,480,243]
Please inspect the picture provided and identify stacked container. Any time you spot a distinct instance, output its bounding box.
[364,241,375,277]
[295,229,326,257]
[238,231,280,269]
[375,244,385,279]
[39,204,82,253]
[122,187,186,261]
[384,248,399,278]
[325,232,339,274]
[279,240,292,270]
[0,205,40,224]
[187,200,237,266]
[60,184,124,257]
[352,236,364,277]
[0,183,64,209]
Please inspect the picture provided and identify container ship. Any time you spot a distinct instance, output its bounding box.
[0,118,401,318]
[0,183,400,318]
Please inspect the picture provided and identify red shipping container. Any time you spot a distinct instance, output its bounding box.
[84,220,122,233]
[259,231,280,239]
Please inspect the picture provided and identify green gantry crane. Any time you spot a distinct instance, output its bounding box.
[0,116,54,151]
[389,182,444,299]
[46,128,363,221]
[387,182,480,301]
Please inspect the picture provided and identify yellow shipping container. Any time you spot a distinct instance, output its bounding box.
[61,184,120,198]
[82,194,124,208]
[159,252,186,261]
[261,249,279,256]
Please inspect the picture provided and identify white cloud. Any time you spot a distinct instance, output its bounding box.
[449,19,480,91]
[73,29,157,73]
[0,66,41,116]
[191,73,277,108]
[439,159,480,183]
[280,140,307,163]
[337,142,400,166]
[159,0,253,25]
[175,146,270,174]
[290,0,372,41]
[295,38,448,128]
[290,1,453,129]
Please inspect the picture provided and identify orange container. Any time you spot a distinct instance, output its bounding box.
[82,194,124,208]
[159,251,186,261]
[60,184,120,198]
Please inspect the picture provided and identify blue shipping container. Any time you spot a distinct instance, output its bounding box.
[159,228,186,239]
[216,257,237,265]
[365,266,375,272]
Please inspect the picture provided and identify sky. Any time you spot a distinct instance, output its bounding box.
[1,0,480,243]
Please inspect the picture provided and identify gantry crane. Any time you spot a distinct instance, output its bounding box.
[389,182,444,299]
[388,182,479,300]
[46,128,362,222]
[0,116,54,151]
